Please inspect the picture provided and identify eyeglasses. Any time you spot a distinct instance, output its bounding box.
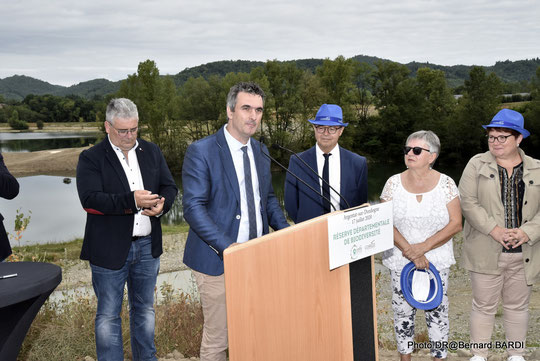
[403,146,431,155]
[487,134,514,143]
[108,122,138,136]
[314,125,341,134]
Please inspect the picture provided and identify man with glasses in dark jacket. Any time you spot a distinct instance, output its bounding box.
[284,103,368,223]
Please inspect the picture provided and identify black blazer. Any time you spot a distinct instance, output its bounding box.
[76,138,178,270]
[0,153,20,261]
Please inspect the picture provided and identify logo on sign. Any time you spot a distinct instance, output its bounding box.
[350,244,362,259]
[365,240,376,251]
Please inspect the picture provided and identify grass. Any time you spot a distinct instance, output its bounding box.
[9,239,83,265]
[162,223,190,235]
[9,222,187,264]
[11,227,203,360]
[19,284,203,360]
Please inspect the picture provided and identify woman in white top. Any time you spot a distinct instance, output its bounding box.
[380,130,462,361]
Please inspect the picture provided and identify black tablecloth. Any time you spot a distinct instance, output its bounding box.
[0,262,62,361]
[0,262,62,307]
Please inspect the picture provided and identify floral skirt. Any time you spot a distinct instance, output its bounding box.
[390,268,450,358]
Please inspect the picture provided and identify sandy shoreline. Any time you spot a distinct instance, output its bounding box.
[3,146,88,177]
[1,125,99,177]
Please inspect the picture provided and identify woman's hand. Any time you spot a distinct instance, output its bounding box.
[490,225,512,250]
[402,243,427,262]
[412,255,430,270]
[505,228,530,248]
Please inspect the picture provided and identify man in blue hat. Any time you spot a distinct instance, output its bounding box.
[284,104,368,223]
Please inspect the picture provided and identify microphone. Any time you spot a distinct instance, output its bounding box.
[272,143,351,209]
[259,137,336,211]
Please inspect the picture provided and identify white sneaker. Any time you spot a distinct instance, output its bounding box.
[470,356,487,361]
[507,356,525,361]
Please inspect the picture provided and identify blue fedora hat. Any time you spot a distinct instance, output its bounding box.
[482,109,530,138]
[400,261,443,310]
[308,104,348,127]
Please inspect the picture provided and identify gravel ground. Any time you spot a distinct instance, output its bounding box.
[57,232,189,291]
[58,233,539,361]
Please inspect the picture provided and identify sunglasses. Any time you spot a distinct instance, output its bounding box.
[403,146,430,155]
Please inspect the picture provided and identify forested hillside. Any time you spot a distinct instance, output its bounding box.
[1,56,539,101]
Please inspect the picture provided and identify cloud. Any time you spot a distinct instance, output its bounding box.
[1,0,538,86]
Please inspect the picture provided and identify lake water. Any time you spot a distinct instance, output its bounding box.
[0,131,98,153]
[2,175,185,246]
[1,132,465,246]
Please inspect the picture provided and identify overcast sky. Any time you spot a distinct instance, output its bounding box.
[1,0,539,87]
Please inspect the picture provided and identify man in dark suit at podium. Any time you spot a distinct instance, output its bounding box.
[0,152,19,262]
[182,82,289,361]
[284,104,368,223]
[76,98,177,361]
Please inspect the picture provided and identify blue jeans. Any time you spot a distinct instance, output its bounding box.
[91,236,160,361]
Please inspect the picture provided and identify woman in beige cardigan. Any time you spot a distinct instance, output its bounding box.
[459,109,540,361]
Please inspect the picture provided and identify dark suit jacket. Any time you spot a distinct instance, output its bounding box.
[182,126,289,276]
[284,145,368,224]
[0,153,20,261]
[76,138,178,270]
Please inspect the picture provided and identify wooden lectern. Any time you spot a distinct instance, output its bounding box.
[224,211,378,361]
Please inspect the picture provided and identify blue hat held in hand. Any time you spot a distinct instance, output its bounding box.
[308,104,349,127]
[400,261,443,310]
[482,108,529,138]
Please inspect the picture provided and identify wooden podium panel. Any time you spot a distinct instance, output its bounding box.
[224,213,377,361]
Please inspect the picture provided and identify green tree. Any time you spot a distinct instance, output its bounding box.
[347,62,375,158]
[370,61,419,158]
[9,109,19,124]
[523,66,540,158]
[117,60,177,146]
[316,56,354,106]
[414,68,457,163]
[9,109,29,130]
[455,66,502,160]
[263,61,305,154]
[177,76,225,140]
[350,62,374,123]
[372,61,410,110]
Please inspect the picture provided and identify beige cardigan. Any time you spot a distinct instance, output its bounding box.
[459,149,540,285]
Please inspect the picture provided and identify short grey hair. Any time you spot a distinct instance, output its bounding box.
[106,98,139,125]
[406,130,441,156]
[226,82,265,111]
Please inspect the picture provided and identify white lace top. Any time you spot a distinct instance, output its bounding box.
[380,173,459,271]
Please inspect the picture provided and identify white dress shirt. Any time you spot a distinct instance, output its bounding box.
[223,125,263,243]
[315,143,341,211]
[108,136,151,237]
